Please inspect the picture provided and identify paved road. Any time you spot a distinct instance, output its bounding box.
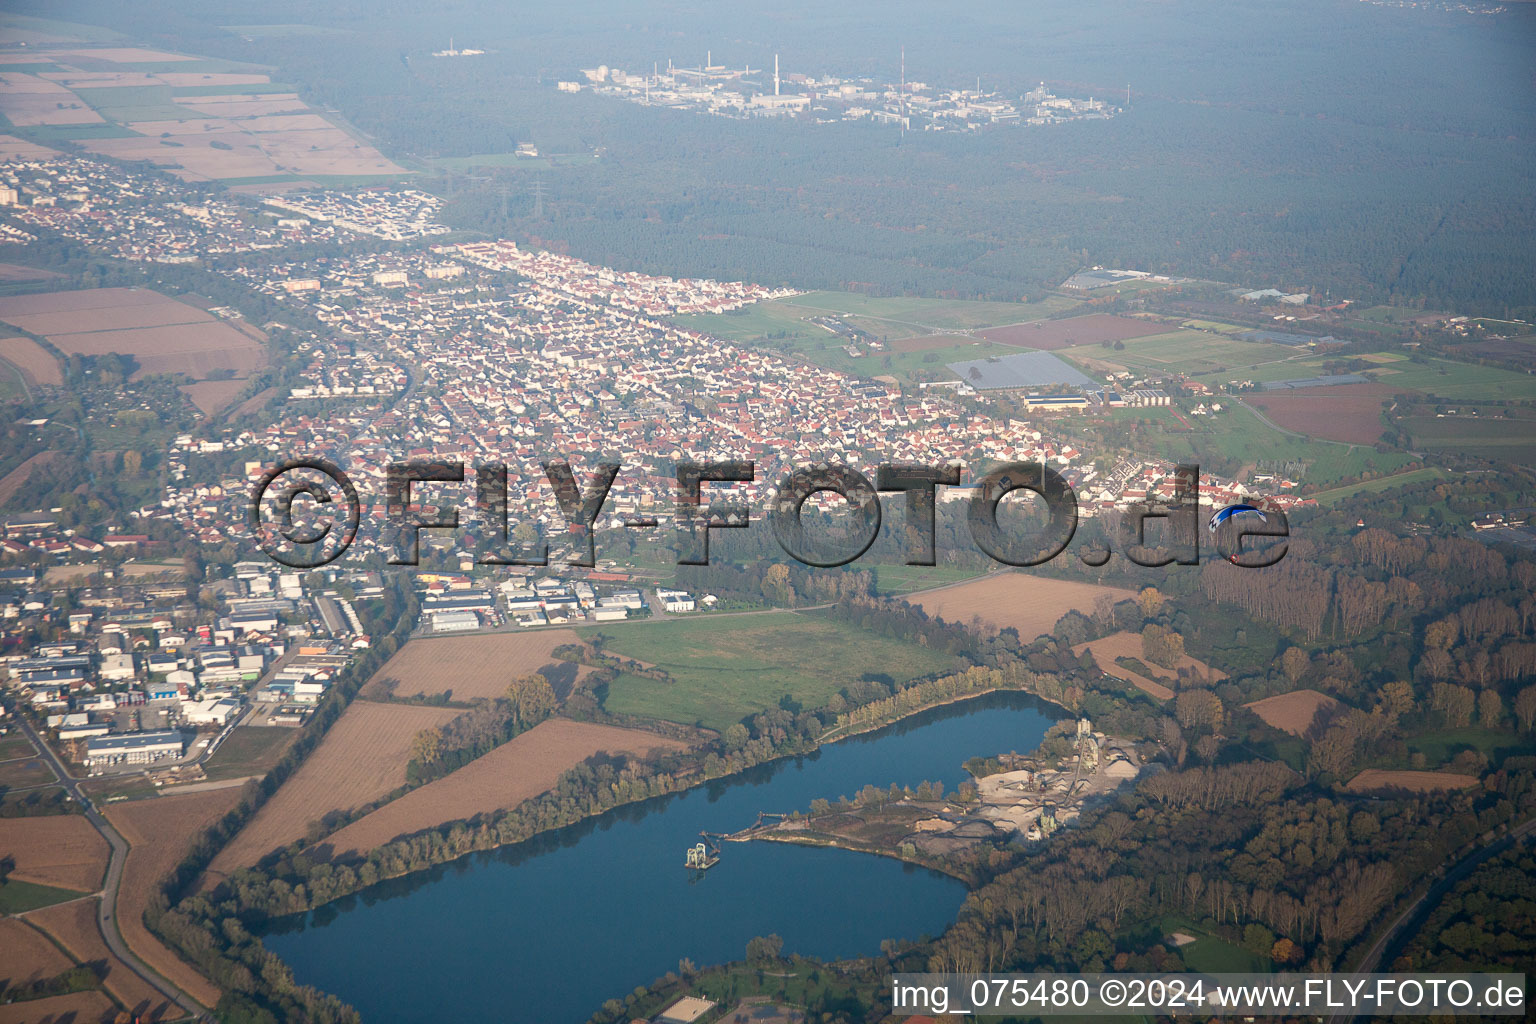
[15,716,205,1020]
[1325,814,1536,1024]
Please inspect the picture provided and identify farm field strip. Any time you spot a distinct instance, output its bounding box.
[205,700,461,873]
[28,897,178,1021]
[362,629,583,702]
[0,813,109,892]
[104,786,249,1008]
[317,719,691,856]
[909,573,1135,641]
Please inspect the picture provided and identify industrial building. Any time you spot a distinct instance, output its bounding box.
[84,729,184,768]
[431,609,480,633]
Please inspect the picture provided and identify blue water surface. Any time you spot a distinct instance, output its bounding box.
[263,691,1058,1022]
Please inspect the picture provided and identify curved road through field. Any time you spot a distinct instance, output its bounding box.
[15,715,205,1021]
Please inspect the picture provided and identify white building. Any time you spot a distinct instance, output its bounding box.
[431,609,480,633]
[84,730,184,767]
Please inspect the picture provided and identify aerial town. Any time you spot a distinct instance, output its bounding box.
[561,57,1120,130]
[0,148,1302,792]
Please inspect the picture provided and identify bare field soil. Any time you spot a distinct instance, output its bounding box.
[0,134,63,161]
[909,572,1135,640]
[104,787,246,1009]
[0,450,63,506]
[0,989,118,1024]
[0,290,264,380]
[179,378,247,417]
[0,337,62,387]
[0,814,108,892]
[28,897,177,1021]
[0,72,103,126]
[1345,769,1480,793]
[318,719,691,856]
[52,322,265,378]
[1246,383,1393,444]
[206,701,461,874]
[84,127,406,180]
[0,263,62,282]
[363,630,583,702]
[1072,631,1226,704]
[1244,689,1342,736]
[979,314,1167,350]
[28,47,196,64]
[1,298,215,336]
[0,917,74,992]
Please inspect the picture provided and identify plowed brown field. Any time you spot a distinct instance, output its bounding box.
[205,701,461,875]
[0,815,107,892]
[318,719,690,856]
[27,898,176,1021]
[1244,689,1342,736]
[104,787,246,1009]
[909,573,1135,639]
[362,630,583,702]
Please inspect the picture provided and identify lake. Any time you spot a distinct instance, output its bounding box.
[262,691,1059,1022]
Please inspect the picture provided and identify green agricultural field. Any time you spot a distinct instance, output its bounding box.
[202,725,297,781]
[0,877,87,914]
[1400,413,1536,463]
[1406,728,1536,768]
[72,84,210,124]
[0,756,54,788]
[677,290,1081,380]
[1309,467,1451,505]
[785,290,1079,330]
[1354,305,1432,323]
[0,12,126,42]
[0,732,36,759]
[583,610,957,731]
[1119,404,1410,485]
[1362,358,1536,402]
[170,83,299,97]
[1058,330,1299,378]
[869,563,987,594]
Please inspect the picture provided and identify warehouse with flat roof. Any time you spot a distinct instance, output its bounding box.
[84,729,184,768]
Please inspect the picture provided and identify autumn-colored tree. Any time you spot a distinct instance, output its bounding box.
[1142,623,1185,670]
[1281,646,1309,684]
[1175,690,1223,732]
[410,726,443,765]
[506,673,556,726]
[1137,586,1164,617]
[1379,681,1415,718]
[1425,617,1460,651]
[1478,689,1504,729]
[1271,938,1302,965]
[1515,685,1536,733]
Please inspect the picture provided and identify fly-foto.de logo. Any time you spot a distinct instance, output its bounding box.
[250,459,1289,571]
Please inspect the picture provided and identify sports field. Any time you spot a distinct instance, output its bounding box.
[583,611,957,731]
